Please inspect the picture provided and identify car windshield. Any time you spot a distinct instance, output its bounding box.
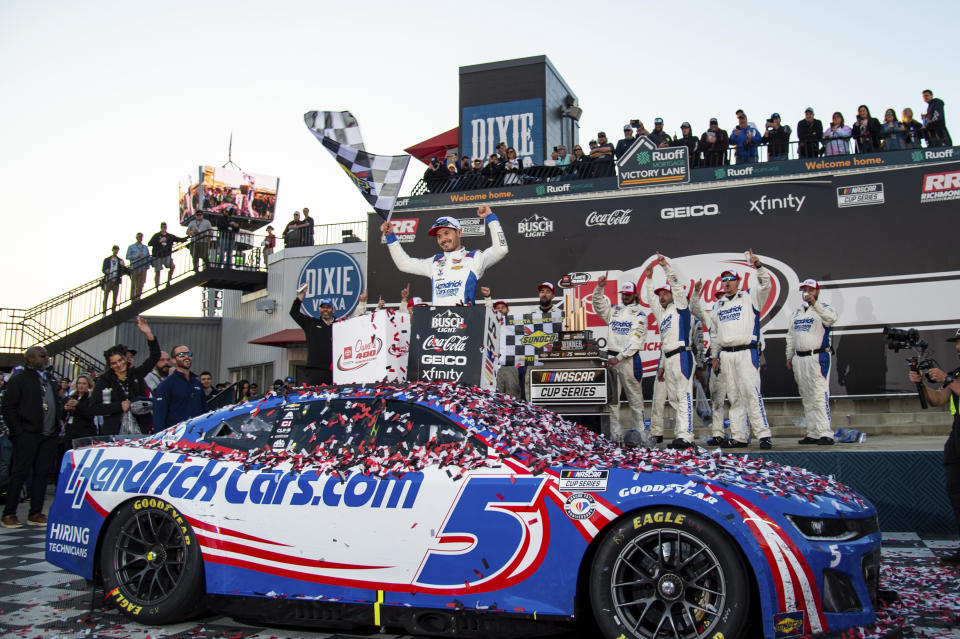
[200,410,277,450]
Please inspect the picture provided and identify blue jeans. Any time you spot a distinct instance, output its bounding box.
[0,434,11,482]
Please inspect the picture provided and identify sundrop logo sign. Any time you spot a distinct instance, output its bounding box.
[297,249,364,320]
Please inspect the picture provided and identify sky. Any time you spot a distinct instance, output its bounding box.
[2,0,957,317]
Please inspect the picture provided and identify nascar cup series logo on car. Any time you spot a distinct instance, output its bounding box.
[297,249,364,320]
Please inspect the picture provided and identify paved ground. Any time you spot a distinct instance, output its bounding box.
[1,524,959,638]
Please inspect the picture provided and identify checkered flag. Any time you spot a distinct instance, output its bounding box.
[499,311,565,366]
[303,110,410,221]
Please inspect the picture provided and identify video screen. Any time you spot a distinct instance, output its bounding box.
[178,173,200,224]
[198,165,279,222]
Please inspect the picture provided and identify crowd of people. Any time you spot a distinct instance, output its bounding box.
[0,316,279,528]
[419,89,951,192]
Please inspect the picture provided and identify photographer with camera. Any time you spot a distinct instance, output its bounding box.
[762,113,792,162]
[909,329,960,564]
[786,279,838,445]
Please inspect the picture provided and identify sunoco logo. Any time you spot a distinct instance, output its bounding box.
[518,214,554,238]
[431,309,466,334]
[520,330,556,348]
[585,209,632,227]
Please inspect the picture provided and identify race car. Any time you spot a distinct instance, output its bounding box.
[47,381,881,639]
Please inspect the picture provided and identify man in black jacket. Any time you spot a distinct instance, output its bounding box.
[923,89,952,147]
[290,287,368,386]
[762,113,792,161]
[101,245,125,315]
[669,122,700,168]
[797,108,823,158]
[217,209,241,268]
[148,222,184,289]
[1,346,62,528]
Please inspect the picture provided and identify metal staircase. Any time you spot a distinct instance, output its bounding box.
[0,232,268,374]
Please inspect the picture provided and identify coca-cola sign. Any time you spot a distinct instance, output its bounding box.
[585,208,632,227]
[422,335,469,352]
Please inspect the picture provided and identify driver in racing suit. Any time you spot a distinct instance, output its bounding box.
[691,281,728,446]
[593,273,647,444]
[709,250,773,449]
[380,205,508,306]
[644,255,696,448]
[785,278,838,445]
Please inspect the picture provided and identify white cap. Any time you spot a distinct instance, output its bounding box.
[618,282,636,294]
[799,278,819,290]
[538,282,555,293]
[428,216,462,236]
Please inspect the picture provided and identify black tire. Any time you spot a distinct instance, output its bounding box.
[589,508,750,639]
[99,497,206,624]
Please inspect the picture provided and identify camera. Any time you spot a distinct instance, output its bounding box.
[553,146,559,152]
[884,326,936,408]
[630,119,640,128]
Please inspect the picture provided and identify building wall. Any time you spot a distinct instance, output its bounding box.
[218,242,367,385]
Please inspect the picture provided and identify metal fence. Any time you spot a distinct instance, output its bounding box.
[410,134,938,195]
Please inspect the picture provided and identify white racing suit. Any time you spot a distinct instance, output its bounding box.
[645,265,696,442]
[785,299,838,439]
[709,267,772,443]
[593,285,647,442]
[692,298,728,439]
[385,213,508,305]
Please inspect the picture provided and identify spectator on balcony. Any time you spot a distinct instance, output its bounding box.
[556,145,571,166]
[101,245,125,315]
[633,120,650,137]
[125,232,150,301]
[670,122,700,168]
[423,157,451,193]
[457,156,478,190]
[217,208,240,267]
[729,113,761,164]
[495,142,507,163]
[823,112,853,156]
[698,118,729,167]
[481,154,502,186]
[301,207,315,246]
[922,89,952,147]
[568,144,591,178]
[881,108,907,151]
[501,147,524,185]
[615,125,636,159]
[852,105,882,154]
[648,118,672,148]
[283,211,304,248]
[901,108,925,149]
[762,113,792,161]
[185,211,213,272]
[590,132,615,177]
[797,107,823,158]
[263,225,277,259]
[148,222,183,290]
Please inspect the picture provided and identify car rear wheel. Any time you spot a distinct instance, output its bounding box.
[589,508,750,639]
[99,497,205,623]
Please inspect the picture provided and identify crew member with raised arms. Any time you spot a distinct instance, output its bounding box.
[709,250,773,449]
[786,278,838,445]
[380,205,508,306]
[644,254,696,448]
[593,272,647,444]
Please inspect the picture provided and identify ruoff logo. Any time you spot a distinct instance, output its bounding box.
[535,183,572,196]
[518,213,554,238]
[748,194,806,215]
[381,218,418,244]
[585,209,632,227]
[661,204,719,219]
[431,309,466,334]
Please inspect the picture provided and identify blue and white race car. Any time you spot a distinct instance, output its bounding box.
[47,382,881,638]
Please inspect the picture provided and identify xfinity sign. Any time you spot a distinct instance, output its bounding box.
[297,249,364,320]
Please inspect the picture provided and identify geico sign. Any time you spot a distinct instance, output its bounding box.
[421,354,468,366]
[661,204,719,219]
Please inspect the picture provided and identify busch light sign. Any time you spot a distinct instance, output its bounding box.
[462,98,543,166]
[297,249,364,320]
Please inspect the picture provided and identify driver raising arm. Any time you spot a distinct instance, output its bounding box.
[380,205,508,306]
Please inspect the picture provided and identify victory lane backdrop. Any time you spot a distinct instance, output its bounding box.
[367,160,960,396]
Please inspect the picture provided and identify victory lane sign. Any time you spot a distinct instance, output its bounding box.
[616,136,690,188]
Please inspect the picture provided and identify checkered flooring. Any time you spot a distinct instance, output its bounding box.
[0,525,959,638]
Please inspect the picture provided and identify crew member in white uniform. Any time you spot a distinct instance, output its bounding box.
[593,273,647,443]
[709,250,773,449]
[644,255,696,447]
[691,282,728,446]
[785,278,838,445]
[380,205,508,306]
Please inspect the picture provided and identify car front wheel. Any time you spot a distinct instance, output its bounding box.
[99,497,206,623]
[589,508,750,639]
